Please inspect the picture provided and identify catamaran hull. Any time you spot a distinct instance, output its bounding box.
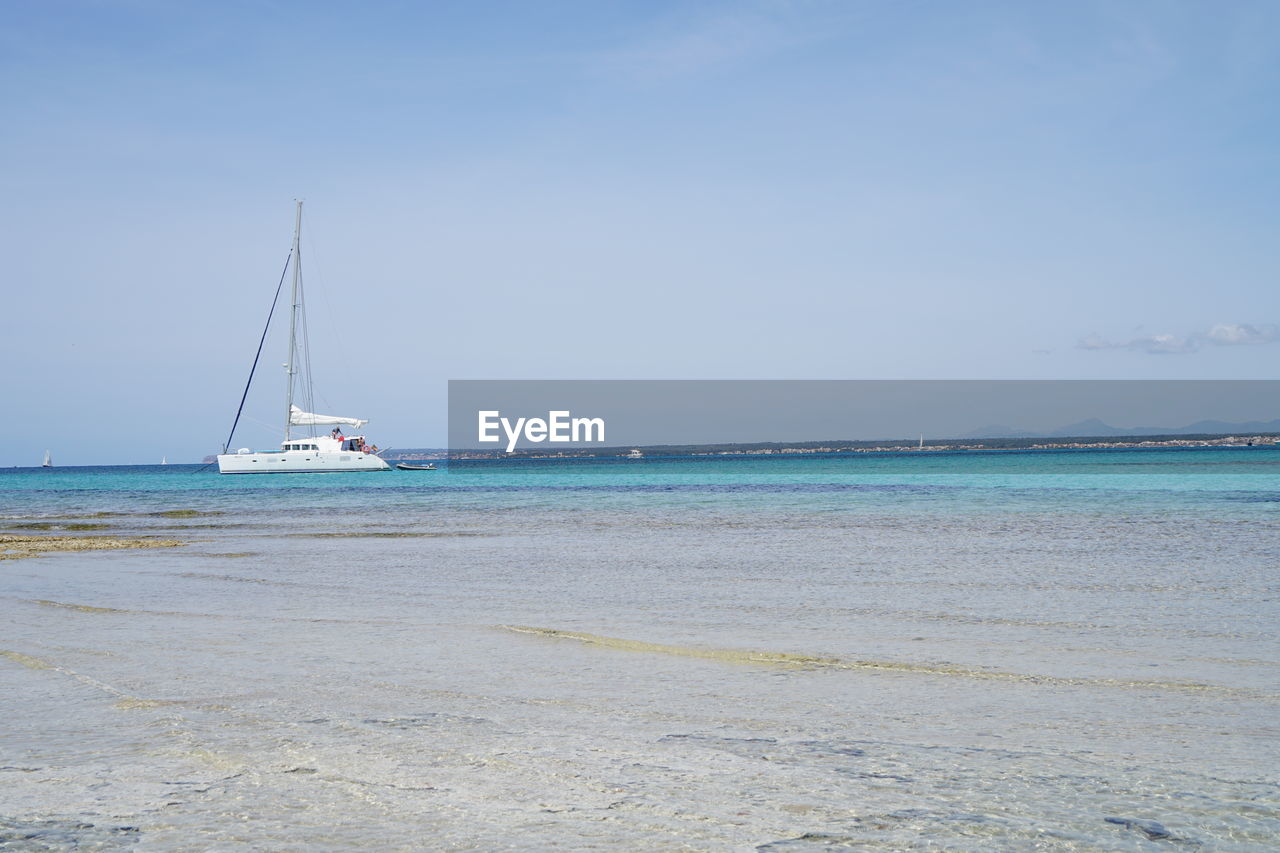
[217,451,390,473]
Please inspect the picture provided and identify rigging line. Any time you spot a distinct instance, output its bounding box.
[293,235,313,436]
[299,214,348,416]
[239,414,286,435]
[299,276,317,437]
[301,215,350,360]
[215,251,293,458]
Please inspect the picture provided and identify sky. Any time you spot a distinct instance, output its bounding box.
[2,1,1277,464]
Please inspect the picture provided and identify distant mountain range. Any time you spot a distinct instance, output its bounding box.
[962,417,1280,439]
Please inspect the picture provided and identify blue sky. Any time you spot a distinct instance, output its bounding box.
[2,1,1278,464]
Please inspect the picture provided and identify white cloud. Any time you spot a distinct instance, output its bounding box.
[1077,332,1198,354]
[591,5,837,82]
[1076,334,1112,351]
[1079,322,1278,355]
[1140,333,1199,354]
[1205,323,1280,346]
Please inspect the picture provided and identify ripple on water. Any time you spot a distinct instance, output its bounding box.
[360,712,492,729]
[0,818,140,851]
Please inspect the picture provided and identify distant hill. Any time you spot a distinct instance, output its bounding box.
[962,424,1042,439]
[964,418,1280,439]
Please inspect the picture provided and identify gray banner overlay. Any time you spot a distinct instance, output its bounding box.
[446,380,1280,459]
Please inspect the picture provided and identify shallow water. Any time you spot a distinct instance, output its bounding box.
[2,450,1278,850]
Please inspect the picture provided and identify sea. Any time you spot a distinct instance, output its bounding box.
[2,448,1277,851]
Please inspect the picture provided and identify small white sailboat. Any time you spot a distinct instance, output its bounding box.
[42,450,52,468]
[161,456,168,465]
[216,202,390,475]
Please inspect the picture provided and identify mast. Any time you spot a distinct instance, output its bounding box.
[284,200,303,440]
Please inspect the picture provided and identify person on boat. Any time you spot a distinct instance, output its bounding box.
[331,427,341,439]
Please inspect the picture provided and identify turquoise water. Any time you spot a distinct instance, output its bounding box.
[2,448,1278,850]
[5,446,1279,508]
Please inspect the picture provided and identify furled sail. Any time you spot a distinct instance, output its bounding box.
[289,405,368,429]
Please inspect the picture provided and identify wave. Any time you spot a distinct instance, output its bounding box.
[283,531,487,539]
[496,625,1270,697]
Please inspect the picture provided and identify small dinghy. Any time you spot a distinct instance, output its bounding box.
[396,462,438,471]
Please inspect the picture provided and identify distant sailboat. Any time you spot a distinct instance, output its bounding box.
[42,450,51,468]
[161,457,168,465]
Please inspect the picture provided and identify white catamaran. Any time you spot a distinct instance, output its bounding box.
[217,202,389,474]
